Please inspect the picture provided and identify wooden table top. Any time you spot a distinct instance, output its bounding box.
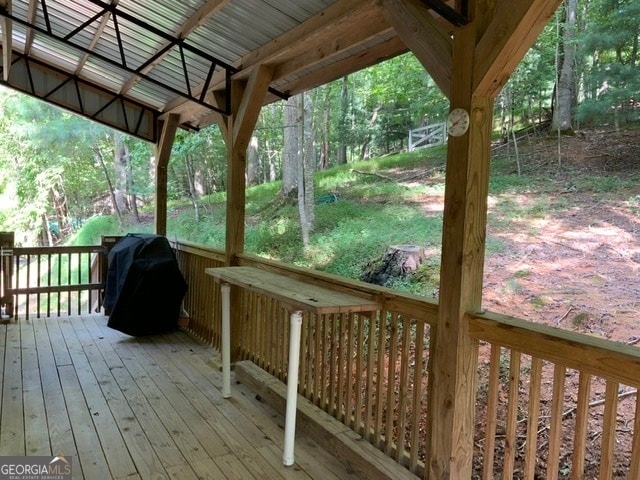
[205,266,379,315]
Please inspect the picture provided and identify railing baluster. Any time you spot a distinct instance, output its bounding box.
[374,310,388,450]
[396,315,411,462]
[25,253,31,320]
[482,344,500,480]
[364,313,376,441]
[345,312,355,428]
[547,364,567,480]
[36,252,42,318]
[630,395,640,479]
[46,253,52,317]
[599,381,618,480]
[337,312,347,423]
[384,313,399,456]
[571,371,591,479]
[354,313,365,433]
[503,350,521,479]
[57,252,62,316]
[66,251,71,315]
[329,313,339,417]
[524,357,542,480]
[77,251,82,314]
[409,319,425,472]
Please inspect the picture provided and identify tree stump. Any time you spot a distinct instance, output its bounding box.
[361,244,426,286]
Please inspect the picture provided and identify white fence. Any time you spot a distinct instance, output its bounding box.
[408,122,446,151]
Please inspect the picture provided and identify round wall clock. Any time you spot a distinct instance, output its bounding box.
[447,108,470,137]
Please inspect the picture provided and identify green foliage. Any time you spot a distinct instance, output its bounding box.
[578,0,640,124]
[68,215,130,246]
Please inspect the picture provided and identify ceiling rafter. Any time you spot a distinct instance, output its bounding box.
[118,0,230,98]
[74,0,119,76]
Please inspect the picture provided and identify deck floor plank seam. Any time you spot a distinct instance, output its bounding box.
[20,321,50,456]
[58,317,139,479]
[72,316,174,480]
[34,317,80,474]
[0,321,25,456]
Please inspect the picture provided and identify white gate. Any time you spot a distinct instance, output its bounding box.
[408,122,446,151]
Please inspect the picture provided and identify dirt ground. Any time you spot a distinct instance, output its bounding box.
[484,131,640,345]
[396,128,640,478]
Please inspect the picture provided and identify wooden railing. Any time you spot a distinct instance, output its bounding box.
[7,245,106,319]
[469,311,640,479]
[175,242,439,477]
[173,240,640,479]
[171,240,226,343]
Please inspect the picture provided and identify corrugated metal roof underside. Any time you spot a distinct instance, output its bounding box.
[0,0,407,142]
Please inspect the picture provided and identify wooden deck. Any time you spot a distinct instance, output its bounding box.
[0,314,360,480]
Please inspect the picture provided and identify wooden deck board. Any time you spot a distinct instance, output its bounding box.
[0,315,361,480]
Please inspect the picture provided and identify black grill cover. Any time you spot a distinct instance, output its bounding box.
[104,233,187,336]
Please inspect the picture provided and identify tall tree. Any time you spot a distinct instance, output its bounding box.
[282,95,300,200]
[552,0,579,132]
[298,92,316,248]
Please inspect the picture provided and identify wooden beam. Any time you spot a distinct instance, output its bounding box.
[381,0,453,98]
[154,114,179,236]
[232,64,273,153]
[428,23,492,478]
[473,0,562,97]
[222,66,271,266]
[0,0,12,81]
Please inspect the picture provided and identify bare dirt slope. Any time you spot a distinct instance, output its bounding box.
[484,129,640,344]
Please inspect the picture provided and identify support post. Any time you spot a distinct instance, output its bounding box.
[154,114,180,236]
[428,25,493,478]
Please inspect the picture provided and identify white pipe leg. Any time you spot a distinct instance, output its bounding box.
[221,283,231,399]
[282,310,303,466]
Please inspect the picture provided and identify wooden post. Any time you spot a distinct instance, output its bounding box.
[154,114,180,236]
[428,24,493,478]
[0,231,14,318]
[223,65,274,266]
[217,65,273,359]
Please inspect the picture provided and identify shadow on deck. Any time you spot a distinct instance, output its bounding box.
[0,314,396,480]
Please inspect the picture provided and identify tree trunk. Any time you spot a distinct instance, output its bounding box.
[336,76,349,166]
[247,136,259,186]
[298,91,315,248]
[552,0,578,133]
[94,145,123,226]
[113,132,128,213]
[184,154,200,223]
[282,95,301,200]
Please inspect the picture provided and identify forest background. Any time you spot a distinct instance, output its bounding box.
[0,0,638,262]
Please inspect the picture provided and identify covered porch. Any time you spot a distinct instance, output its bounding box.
[1,313,400,480]
[1,0,640,478]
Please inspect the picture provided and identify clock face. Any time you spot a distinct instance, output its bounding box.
[447,108,470,137]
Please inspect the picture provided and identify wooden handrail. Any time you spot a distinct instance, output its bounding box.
[468,310,640,387]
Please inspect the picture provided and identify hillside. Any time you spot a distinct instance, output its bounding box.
[89,126,640,343]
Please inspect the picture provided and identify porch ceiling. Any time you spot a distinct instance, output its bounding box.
[0,0,461,142]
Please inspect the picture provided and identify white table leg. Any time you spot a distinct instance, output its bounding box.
[282,310,303,466]
[221,282,231,399]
